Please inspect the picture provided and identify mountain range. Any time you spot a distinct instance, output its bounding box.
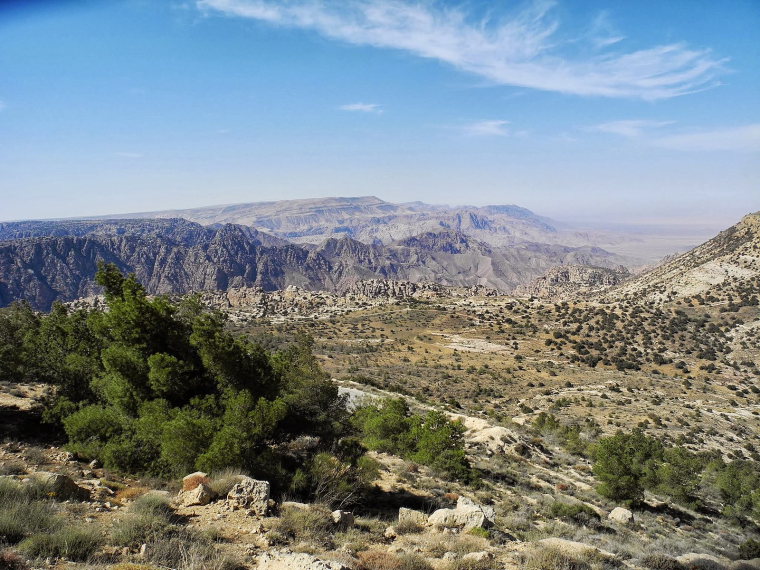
[0,197,755,311]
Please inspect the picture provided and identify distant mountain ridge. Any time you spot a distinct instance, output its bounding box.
[89,196,667,259]
[0,217,627,310]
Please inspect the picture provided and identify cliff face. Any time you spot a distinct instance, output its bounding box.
[0,219,628,310]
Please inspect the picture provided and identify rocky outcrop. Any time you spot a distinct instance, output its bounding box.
[516,264,630,299]
[226,477,270,515]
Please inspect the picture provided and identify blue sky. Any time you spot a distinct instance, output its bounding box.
[0,0,758,227]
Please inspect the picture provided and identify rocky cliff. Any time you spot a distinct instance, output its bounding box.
[515,265,630,299]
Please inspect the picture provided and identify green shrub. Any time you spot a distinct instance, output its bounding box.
[112,513,172,547]
[592,429,662,503]
[270,505,334,546]
[143,531,241,570]
[548,501,601,527]
[19,526,102,562]
[130,493,175,519]
[739,538,760,559]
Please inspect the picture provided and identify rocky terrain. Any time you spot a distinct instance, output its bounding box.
[515,265,630,300]
[101,196,710,263]
[0,219,627,310]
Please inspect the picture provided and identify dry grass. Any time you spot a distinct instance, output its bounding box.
[356,549,433,570]
[182,474,211,492]
[116,486,151,502]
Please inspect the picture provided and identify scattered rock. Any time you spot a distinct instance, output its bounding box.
[398,507,427,526]
[178,482,215,507]
[384,526,397,539]
[226,476,270,515]
[608,506,634,525]
[443,552,457,561]
[331,510,354,529]
[88,459,101,469]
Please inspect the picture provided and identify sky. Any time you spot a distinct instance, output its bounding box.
[0,0,758,228]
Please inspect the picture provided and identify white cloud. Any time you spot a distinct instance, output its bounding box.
[197,0,726,100]
[339,102,383,113]
[653,124,760,152]
[463,120,510,137]
[591,119,674,138]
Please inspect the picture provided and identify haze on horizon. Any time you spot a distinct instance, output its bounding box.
[0,0,758,230]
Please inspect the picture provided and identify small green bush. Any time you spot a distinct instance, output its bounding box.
[739,539,760,559]
[112,513,172,547]
[19,526,102,562]
[548,501,601,527]
[270,505,334,546]
[130,493,175,519]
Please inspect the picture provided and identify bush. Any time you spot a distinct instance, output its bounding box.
[739,539,760,559]
[270,505,334,546]
[356,550,434,570]
[112,513,172,547]
[143,531,242,570]
[19,526,102,562]
[548,502,601,527]
[523,547,591,570]
[592,429,663,503]
[208,468,247,497]
[130,493,175,519]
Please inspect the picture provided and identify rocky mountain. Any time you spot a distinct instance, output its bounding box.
[605,211,760,304]
[0,219,627,310]
[96,196,686,263]
[515,264,630,300]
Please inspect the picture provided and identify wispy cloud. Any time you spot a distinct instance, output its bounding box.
[590,119,674,138]
[339,102,383,113]
[586,11,625,49]
[463,120,510,137]
[653,124,760,152]
[197,0,726,100]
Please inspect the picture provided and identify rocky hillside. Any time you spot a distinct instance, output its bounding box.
[605,211,760,304]
[0,220,626,310]
[515,264,630,299]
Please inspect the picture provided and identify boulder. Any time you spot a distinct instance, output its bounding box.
[428,496,494,530]
[398,507,427,527]
[178,482,215,507]
[226,476,270,515]
[457,496,496,522]
[257,549,349,570]
[608,506,634,525]
[28,471,89,501]
[331,510,354,529]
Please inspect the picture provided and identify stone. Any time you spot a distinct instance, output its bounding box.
[608,506,634,525]
[226,476,270,515]
[27,471,89,501]
[398,507,427,527]
[178,482,215,507]
[331,510,354,529]
[463,551,494,562]
[88,459,101,469]
[442,552,457,561]
[428,496,494,531]
[384,526,398,539]
[257,549,350,570]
